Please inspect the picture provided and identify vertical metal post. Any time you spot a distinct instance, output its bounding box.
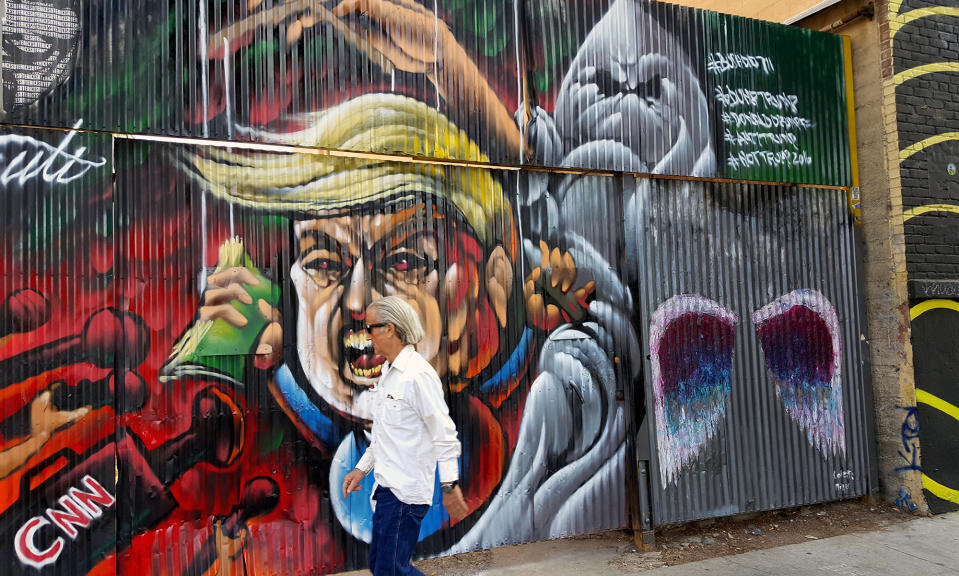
[633,459,656,550]
[0,0,6,117]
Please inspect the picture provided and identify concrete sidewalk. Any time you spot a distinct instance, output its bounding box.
[337,512,958,575]
[627,512,958,576]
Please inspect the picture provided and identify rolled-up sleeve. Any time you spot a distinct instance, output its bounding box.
[355,437,376,475]
[414,373,461,483]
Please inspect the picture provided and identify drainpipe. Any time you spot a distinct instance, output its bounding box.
[820,2,876,32]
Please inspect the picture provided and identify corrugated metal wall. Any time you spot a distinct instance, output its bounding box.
[3,0,849,183]
[0,0,869,573]
[630,179,870,525]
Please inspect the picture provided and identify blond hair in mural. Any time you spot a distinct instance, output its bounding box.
[185,93,515,252]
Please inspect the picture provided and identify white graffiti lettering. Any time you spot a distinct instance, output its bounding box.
[721,111,814,131]
[707,52,775,75]
[724,129,799,149]
[834,469,855,491]
[0,120,107,187]
[714,85,799,114]
[14,475,115,569]
[14,517,63,570]
[726,149,813,170]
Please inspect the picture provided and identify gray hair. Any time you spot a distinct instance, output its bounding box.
[367,296,426,346]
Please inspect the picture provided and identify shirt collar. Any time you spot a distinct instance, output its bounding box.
[387,345,416,373]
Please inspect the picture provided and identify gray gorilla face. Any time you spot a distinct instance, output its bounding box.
[554,0,713,176]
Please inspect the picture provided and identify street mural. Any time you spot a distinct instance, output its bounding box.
[632,175,866,525]
[650,288,847,488]
[0,0,866,573]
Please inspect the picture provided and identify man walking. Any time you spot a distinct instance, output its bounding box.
[342,296,469,575]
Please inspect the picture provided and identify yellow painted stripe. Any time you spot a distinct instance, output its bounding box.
[916,390,959,504]
[891,7,959,38]
[903,203,959,221]
[900,133,959,162]
[844,37,859,190]
[910,299,959,320]
[895,62,959,85]
[916,389,959,423]
[923,473,959,504]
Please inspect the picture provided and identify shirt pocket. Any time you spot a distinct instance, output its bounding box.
[382,390,418,428]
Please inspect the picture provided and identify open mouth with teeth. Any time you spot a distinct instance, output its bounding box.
[342,329,387,383]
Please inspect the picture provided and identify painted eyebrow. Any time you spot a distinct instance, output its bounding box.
[372,221,439,257]
[295,212,444,260]
[297,229,343,260]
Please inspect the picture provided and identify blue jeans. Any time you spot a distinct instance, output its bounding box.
[369,486,430,576]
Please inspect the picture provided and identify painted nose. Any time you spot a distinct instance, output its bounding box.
[345,258,369,317]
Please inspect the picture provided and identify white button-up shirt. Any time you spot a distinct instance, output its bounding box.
[355,345,461,505]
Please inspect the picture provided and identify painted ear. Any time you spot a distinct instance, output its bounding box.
[752,289,846,458]
[485,246,513,328]
[650,295,738,487]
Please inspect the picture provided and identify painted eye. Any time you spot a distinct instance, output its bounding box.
[304,258,337,271]
[387,252,428,273]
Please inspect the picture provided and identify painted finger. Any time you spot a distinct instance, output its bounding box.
[539,240,550,269]
[526,293,545,328]
[549,247,563,288]
[287,19,304,44]
[208,266,260,289]
[561,251,577,293]
[54,406,90,429]
[256,322,283,356]
[546,304,562,330]
[206,284,253,306]
[258,298,281,322]
[200,304,249,327]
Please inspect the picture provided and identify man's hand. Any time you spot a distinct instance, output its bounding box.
[201,266,283,368]
[1,390,90,479]
[342,468,366,499]
[442,485,469,522]
[524,240,596,331]
[31,390,90,444]
[213,519,247,576]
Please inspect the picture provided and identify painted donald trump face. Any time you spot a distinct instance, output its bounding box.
[291,200,513,420]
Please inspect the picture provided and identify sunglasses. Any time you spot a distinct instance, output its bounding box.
[365,322,389,332]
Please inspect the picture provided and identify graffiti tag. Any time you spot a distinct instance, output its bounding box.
[895,405,921,473]
[834,470,855,492]
[726,150,813,171]
[711,57,816,174]
[721,112,814,131]
[707,52,775,75]
[0,120,107,187]
[714,86,800,115]
[14,475,115,569]
[895,487,918,511]
[724,129,799,149]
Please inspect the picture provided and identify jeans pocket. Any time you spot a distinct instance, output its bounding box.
[408,503,430,520]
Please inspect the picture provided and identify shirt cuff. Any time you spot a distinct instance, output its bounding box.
[356,453,374,475]
[438,459,459,484]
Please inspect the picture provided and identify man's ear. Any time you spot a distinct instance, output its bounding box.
[485,246,513,328]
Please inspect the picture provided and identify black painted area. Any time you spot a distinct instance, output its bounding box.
[895,0,959,281]
[910,305,959,514]
[897,5,959,490]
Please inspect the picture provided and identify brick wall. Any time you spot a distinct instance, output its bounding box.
[893,0,959,513]
[896,0,959,290]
